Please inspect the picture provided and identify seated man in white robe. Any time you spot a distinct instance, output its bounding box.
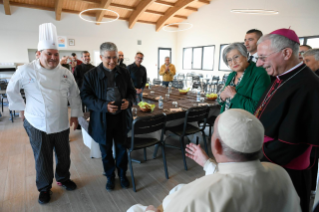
[127,109,301,212]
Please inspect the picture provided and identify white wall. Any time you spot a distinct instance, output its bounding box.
[0,6,177,80]
[176,0,319,77]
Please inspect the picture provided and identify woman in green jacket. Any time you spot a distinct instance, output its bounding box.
[218,43,271,114]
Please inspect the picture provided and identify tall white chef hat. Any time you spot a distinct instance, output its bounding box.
[38,23,58,51]
[217,109,264,153]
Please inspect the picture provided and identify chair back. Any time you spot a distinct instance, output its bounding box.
[0,82,7,98]
[153,79,161,85]
[185,106,209,123]
[192,75,200,82]
[132,114,166,135]
[222,74,229,82]
[172,80,184,89]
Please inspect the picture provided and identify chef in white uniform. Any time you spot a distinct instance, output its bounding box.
[6,23,83,205]
[127,109,301,212]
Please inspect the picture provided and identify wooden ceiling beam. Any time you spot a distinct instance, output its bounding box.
[95,0,111,25]
[156,0,194,32]
[71,0,100,4]
[128,0,156,29]
[3,0,11,15]
[154,0,197,11]
[145,10,187,19]
[55,0,64,21]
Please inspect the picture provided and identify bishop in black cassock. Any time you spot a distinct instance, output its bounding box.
[255,28,319,212]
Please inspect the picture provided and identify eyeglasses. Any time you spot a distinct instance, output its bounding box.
[256,48,285,62]
[226,55,241,65]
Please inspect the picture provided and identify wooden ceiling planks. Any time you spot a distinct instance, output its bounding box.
[128,0,156,29]
[138,13,160,23]
[1,0,210,31]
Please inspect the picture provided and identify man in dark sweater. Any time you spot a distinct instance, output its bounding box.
[118,51,126,69]
[127,52,147,102]
[74,51,95,114]
[74,51,95,90]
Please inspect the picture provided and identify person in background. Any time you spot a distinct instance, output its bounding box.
[60,56,71,70]
[159,56,176,87]
[70,53,82,73]
[217,42,270,114]
[118,51,127,69]
[127,52,147,102]
[127,109,301,212]
[302,48,319,204]
[303,49,319,75]
[74,51,95,90]
[299,45,312,62]
[244,29,263,63]
[255,28,319,212]
[6,23,83,205]
[81,42,136,192]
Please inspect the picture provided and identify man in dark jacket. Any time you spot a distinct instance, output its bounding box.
[81,42,136,191]
[74,51,95,90]
[127,52,147,102]
[74,51,95,114]
[118,51,127,69]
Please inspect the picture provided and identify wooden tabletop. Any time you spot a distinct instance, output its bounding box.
[79,86,220,131]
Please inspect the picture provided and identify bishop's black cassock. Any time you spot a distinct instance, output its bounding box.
[255,63,319,212]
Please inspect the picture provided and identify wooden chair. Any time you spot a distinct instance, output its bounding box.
[127,114,169,192]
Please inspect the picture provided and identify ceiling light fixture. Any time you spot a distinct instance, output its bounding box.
[79,8,119,24]
[231,9,278,15]
[163,22,193,32]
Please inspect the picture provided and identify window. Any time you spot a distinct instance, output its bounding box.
[202,46,215,70]
[183,48,192,69]
[218,44,231,71]
[182,45,215,70]
[192,47,202,69]
[299,35,319,48]
[306,38,319,48]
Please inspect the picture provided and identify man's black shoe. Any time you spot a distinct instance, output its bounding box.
[120,176,130,189]
[106,177,115,191]
[57,179,77,191]
[38,190,52,204]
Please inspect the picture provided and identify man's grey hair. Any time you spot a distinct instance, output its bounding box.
[165,56,170,60]
[257,34,299,57]
[214,121,263,161]
[100,42,118,55]
[222,43,248,65]
[303,49,319,61]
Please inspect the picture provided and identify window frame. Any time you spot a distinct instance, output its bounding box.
[182,45,215,71]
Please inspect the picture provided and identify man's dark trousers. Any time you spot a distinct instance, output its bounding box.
[99,113,128,178]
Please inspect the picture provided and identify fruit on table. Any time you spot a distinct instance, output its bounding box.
[206,93,218,99]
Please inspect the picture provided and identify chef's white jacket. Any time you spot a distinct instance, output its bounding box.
[6,59,83,134]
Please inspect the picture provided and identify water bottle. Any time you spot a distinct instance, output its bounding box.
[148,82,152,89]
[196,91,201,102]
[158,96,163,109]
[168,82,172,93]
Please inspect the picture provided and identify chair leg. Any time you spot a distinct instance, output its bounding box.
[180,136,188,171]
[143,148,147,161]
[161,143,169,179]
[128,152,136,192]
[202,131,209,155]
[153,144,160,159]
